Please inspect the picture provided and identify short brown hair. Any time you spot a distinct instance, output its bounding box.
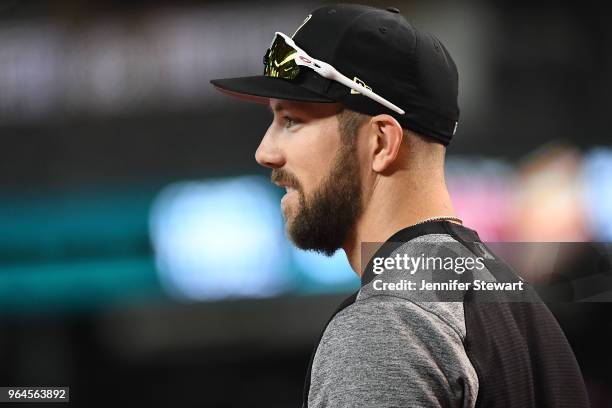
[337,108,441,149]
[337,108,370,146]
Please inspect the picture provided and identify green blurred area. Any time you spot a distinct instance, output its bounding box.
[0,188,165,313]
[0,257,164,314]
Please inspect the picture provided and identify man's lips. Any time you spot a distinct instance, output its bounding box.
[275,180,300,214]
[274,181,298,193]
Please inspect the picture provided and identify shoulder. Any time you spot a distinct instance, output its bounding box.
[308,295,478,407]
[316,295,468,367]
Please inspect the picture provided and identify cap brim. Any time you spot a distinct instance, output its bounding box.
[210,76,335,104]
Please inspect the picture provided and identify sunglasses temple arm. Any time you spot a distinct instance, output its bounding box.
[328,69,405,115]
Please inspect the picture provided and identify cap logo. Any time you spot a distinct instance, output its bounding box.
[350,77,372,95]
[292,14,312,38]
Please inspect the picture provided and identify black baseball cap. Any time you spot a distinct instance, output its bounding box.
[210,4,459,145]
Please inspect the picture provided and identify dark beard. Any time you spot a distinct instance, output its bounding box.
[272,145,363,256]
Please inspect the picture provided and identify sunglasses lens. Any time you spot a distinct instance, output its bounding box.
[263,35,300,79]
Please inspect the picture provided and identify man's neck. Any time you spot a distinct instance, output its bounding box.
[342,179,458,277]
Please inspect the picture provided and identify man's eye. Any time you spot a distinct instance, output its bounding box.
[283,116,298,128]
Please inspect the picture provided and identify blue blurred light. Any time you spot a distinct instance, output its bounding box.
[292,247,358,292]
[149,176,290,301]
[583,148,612,240]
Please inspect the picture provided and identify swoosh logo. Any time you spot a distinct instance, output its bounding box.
[273,52,297,68]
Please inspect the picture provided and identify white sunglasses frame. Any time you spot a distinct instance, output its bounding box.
[272,32,405,115]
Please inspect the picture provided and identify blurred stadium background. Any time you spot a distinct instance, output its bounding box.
[0,0,610,406]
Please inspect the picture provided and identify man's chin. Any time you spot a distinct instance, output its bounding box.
[284,218,304,247]
[286,224,342,257]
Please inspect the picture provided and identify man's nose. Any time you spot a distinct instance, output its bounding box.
[255,130,285,169]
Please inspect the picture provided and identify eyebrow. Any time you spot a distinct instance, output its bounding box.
[268,102,285,114]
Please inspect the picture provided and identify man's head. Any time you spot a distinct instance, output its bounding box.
[211,4,459,253]
[256,99,447,255]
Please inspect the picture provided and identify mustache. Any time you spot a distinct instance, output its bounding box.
[271,169,302,191]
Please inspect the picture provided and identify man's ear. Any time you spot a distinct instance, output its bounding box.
[368,114,404,173]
